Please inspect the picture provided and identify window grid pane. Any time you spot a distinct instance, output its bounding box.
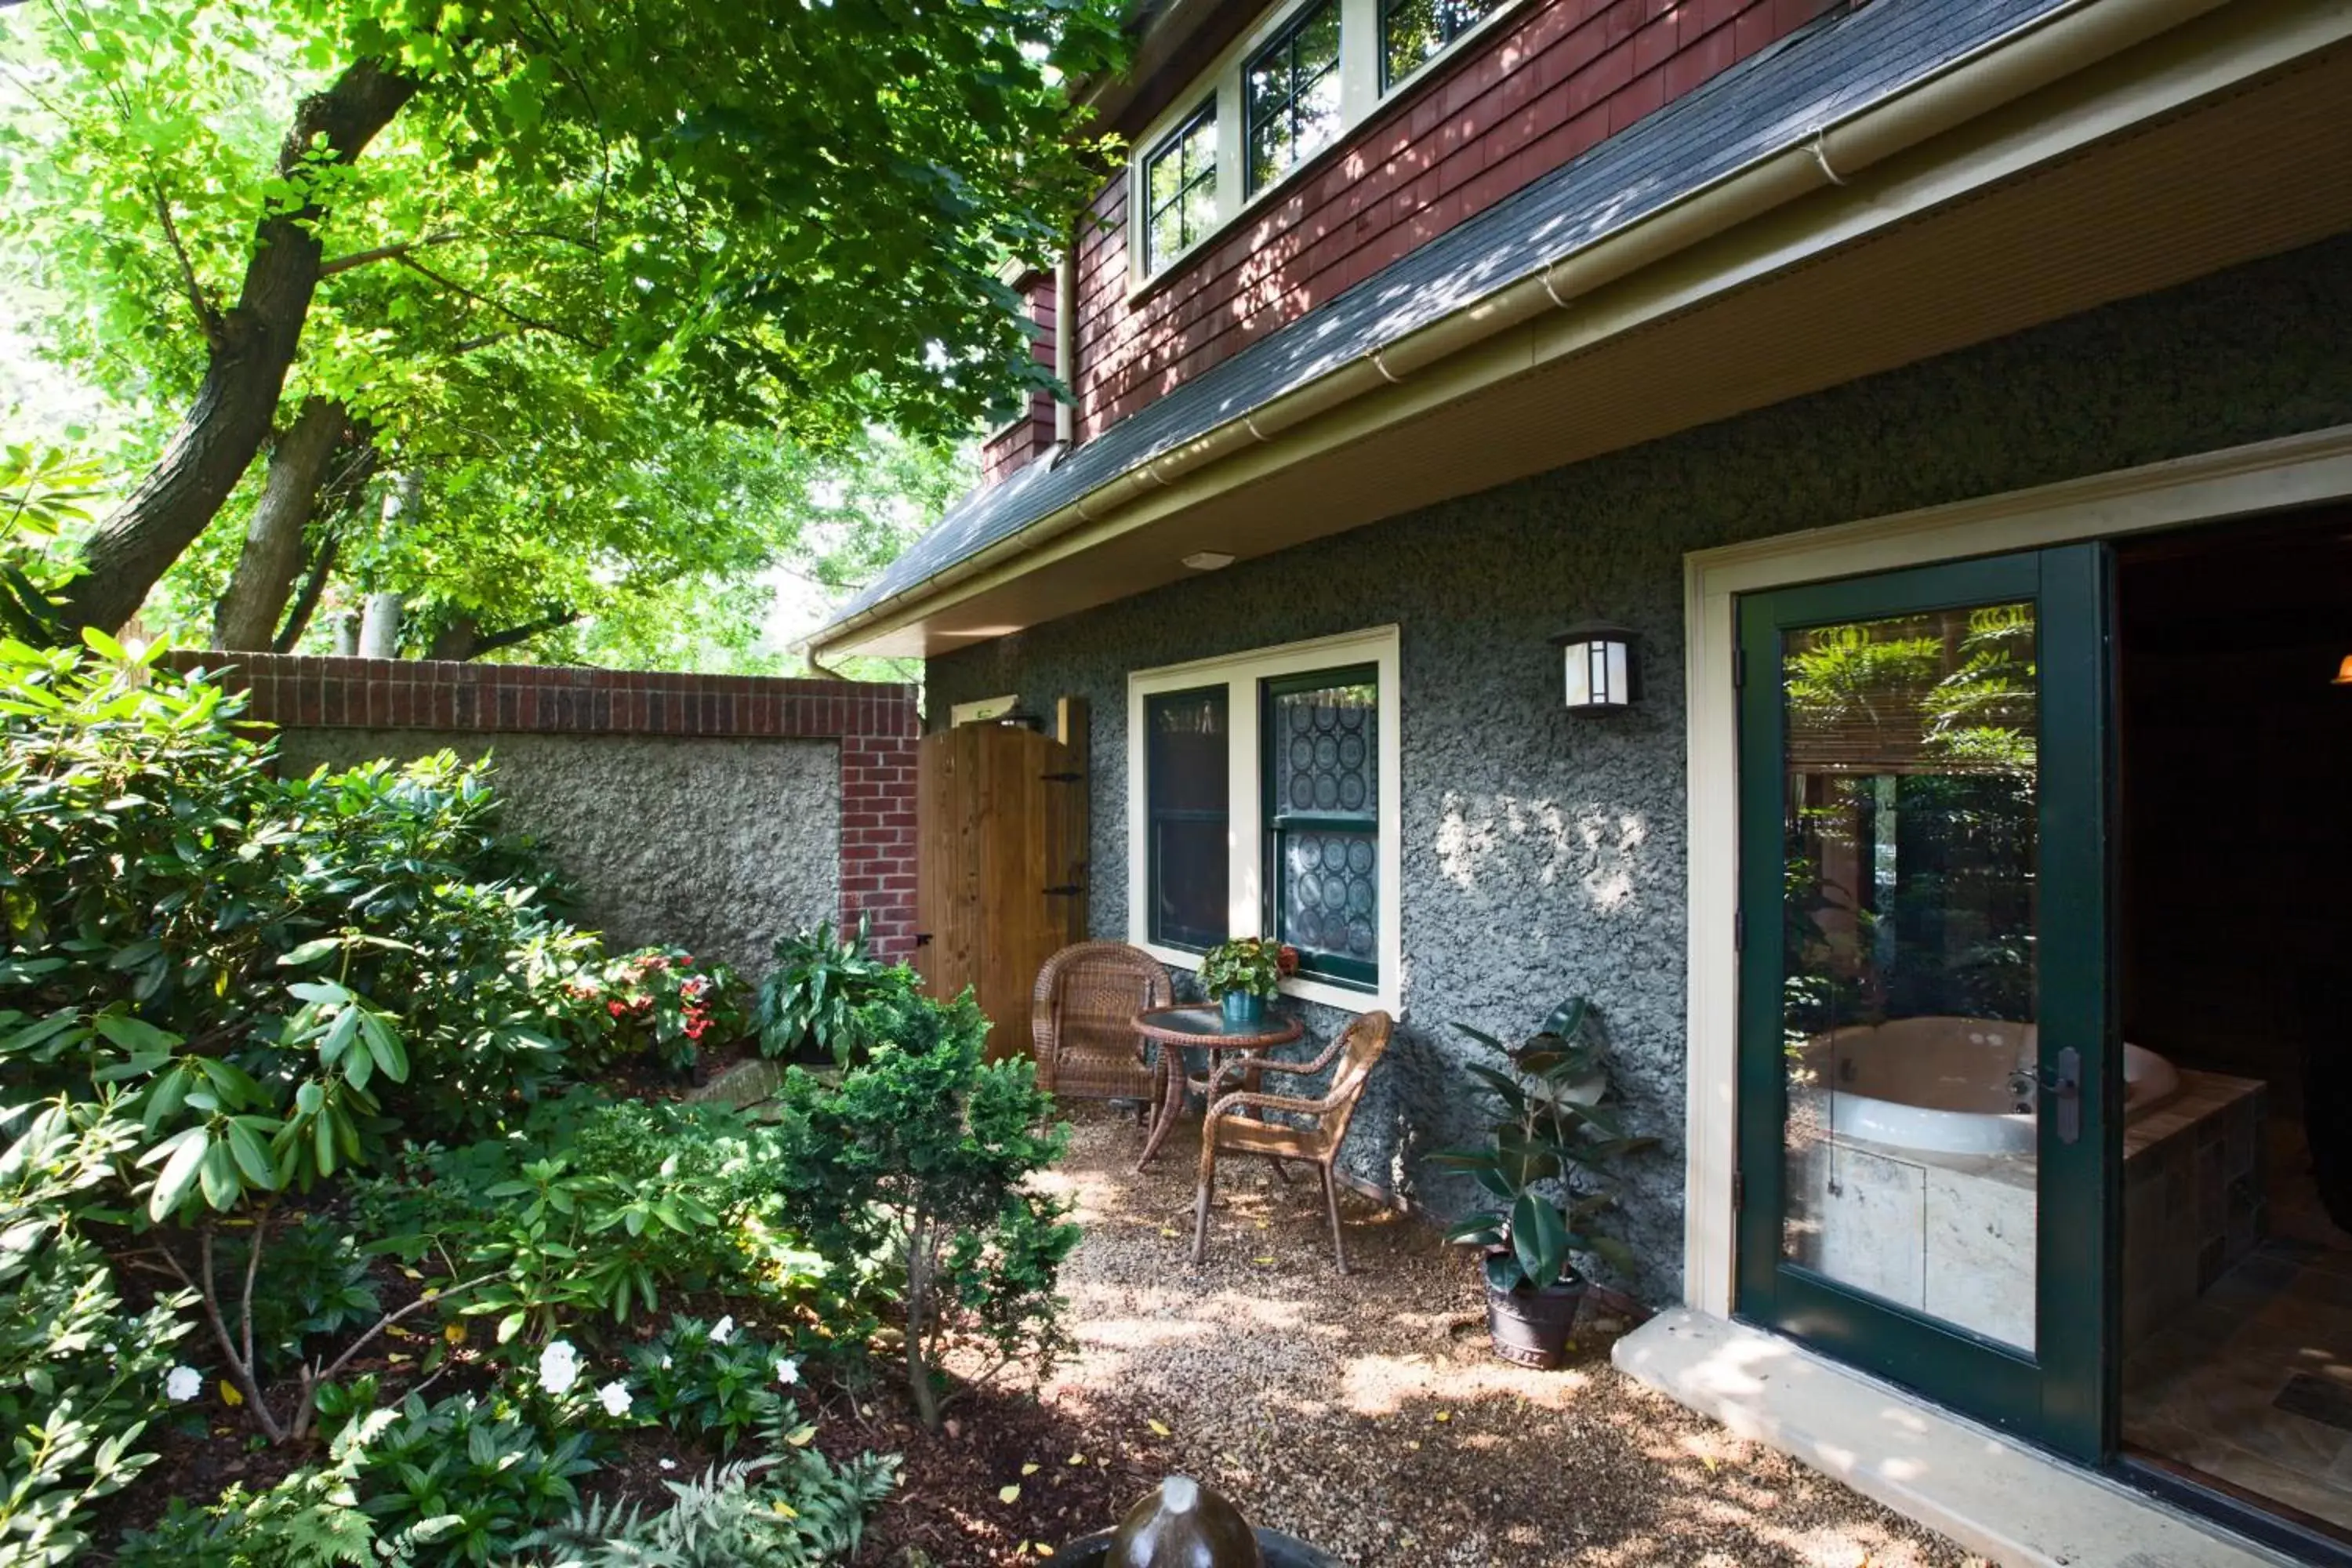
[1263,666,1379,987]
[1381,0,1502,90]
[1144,101,1218,272]
[1147,686,1231,952]
[1247,0,1344,194]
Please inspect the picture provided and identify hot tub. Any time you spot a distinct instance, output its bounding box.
[1797,1018,2180,1158]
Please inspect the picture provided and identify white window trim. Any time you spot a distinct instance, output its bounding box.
[948,695,1022,726]
[1127,0,1532,295]
[1127,625,1403,1015]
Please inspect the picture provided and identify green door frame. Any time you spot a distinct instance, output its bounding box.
[1732,544,2117,1464]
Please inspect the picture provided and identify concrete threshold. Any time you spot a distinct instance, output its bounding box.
[1613,1309,2295,1568]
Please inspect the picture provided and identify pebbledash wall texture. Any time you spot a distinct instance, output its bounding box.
[927,234,2352,1301]
[167,655,920,977]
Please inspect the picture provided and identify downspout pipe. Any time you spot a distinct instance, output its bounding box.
[813,0,2227,659]
[1054,234,1079,451]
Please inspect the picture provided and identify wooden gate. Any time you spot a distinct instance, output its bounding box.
[914,719,1087,1059]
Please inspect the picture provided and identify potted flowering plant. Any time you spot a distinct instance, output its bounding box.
[1432,996,1651,1368]
[1198,937,1298,1026]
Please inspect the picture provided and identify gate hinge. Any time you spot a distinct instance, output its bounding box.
[1040,770,1083,782]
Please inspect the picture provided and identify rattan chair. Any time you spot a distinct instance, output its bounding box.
[1030,942,1172,1115]
[1191,1011,1393,1274]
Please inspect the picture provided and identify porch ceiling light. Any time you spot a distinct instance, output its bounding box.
[1552,622,1639,714]
[1181,550,1236,571]
[2334,653,2352,687]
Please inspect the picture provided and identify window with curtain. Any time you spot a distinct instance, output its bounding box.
[1262,666,1379,988]
[1145,685,1231,951]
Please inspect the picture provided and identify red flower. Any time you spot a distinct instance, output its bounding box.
[1276,944,1301,977]
[606,1000,628,1018]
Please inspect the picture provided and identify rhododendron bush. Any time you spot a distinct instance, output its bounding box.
[0,640,938,1563]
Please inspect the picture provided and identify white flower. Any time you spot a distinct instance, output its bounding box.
[538,1340,582,1397]
[710,1316,735,1345]
[597,1379,632,1419]
[775,1359,800,1388]
[164,1365,202,1403]
[660,1355,673,1370]
[659,1457,677,1472]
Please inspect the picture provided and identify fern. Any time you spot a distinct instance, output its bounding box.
[517,1450,897,1568]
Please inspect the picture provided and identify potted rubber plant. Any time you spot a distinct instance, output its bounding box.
[1198,937,1297,1025]
[1433,996,1651,1368]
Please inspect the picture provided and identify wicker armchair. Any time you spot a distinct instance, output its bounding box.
[1030,942,1172,1114]
[1191,1011,1393,1274]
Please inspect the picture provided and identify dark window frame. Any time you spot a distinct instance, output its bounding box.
[1145,684,1232,953]
[1260,663,1381,991]
[1243,0,1344,197]
[1377,0,1504,93]
[1142,98,1218,274]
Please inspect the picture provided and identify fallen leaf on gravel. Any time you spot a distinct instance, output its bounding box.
[1147,1420,1171,1436]
[1432,1411,1451,1423]
[1159,1228,1179,1238]
[999,1485,1021,1504]
[1035,1545,1054,1558]
[1022,1462,1040,1475]
[1253,1256,1275,1265]
[1067,1453,1087,1465]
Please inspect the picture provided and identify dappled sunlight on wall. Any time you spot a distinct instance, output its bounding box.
[1434,790,1650,912]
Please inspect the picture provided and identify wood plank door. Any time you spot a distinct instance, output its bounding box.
[914,724,1086,1059]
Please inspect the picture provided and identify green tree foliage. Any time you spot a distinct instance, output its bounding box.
[0,0,1119,637]
[775,988,1080,1431]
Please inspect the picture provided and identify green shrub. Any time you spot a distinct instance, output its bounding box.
[574,946,747,1075]
[340,1390,598,1565]
[0,1101,193,1565]
[753,919,905,1065]
[775,987,1079,1430]
[517,1454,897,1568]
[625,1314,811,1454]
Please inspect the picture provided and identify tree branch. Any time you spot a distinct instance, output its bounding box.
[461,608,579,659]
[289,1272,501,1441]
[318,230,463,278]
[391,253,600,347]
[151,181,221,339]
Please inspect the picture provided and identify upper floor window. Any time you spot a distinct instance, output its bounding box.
[1129,0,1526,285]
[1245,0,1344,194]
[1381,0,1503,90]
[1144,100,1219,274]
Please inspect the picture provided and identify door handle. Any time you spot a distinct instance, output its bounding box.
[2034,1047,2082,1145]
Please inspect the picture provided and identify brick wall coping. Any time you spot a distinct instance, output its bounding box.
[162,651,918,742]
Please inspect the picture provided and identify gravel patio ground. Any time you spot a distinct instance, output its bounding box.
[997,1106,1985,1568]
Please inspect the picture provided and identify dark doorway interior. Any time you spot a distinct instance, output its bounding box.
[2116,507,2352,1538]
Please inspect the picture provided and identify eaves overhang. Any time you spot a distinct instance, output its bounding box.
[811,0,2352,662]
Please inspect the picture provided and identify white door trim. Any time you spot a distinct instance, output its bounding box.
[1678,422,2352,1317]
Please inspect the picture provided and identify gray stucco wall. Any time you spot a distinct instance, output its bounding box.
[928,233,2352,1301]
[275,730,841,978]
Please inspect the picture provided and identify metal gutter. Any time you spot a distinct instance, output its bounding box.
[812,0,2230,659]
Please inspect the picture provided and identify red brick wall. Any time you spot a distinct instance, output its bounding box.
[1073,0,1828,441]
[164,652,924,960]
[979,274,1064,487]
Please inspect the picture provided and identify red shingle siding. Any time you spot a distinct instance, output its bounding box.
[162,652,925,960]
[1072,0,1830,441]
[978,276,1064,488]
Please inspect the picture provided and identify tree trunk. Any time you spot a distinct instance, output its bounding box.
[212,397,349,648]
[427,615,479,661]
[57,58,417,636]
[358,592,404,657]
[274,532,338,652]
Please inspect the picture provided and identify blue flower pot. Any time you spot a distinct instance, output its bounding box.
[1219,990,1265,1026]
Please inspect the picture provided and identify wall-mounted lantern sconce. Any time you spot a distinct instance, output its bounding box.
[1552,622,1639,713]
[2333,653,2352,688]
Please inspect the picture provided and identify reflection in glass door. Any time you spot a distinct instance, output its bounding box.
[1780,601,2042,1352]
[1736,548,2112,1462]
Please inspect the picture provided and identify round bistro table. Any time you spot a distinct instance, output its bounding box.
[1130,1004,1304,1172]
